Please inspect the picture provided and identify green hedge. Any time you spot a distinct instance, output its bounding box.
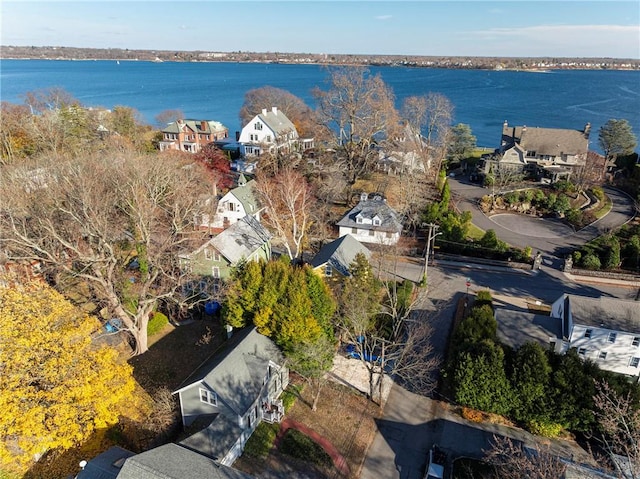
[243,422,279,458]
[280,429,333,467]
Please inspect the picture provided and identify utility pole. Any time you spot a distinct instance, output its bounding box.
[423,223,440,285]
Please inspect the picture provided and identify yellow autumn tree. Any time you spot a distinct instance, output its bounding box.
[0,281,136,472]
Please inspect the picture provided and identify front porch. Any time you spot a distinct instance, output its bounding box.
[261,399,284,423]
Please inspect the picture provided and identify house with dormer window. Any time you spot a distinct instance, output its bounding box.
[159,119,228,154]
[196,175,261,233]
[238,107,306,157]
[172,327,288,466]
[336,192,403,245]
[496,293,640,380]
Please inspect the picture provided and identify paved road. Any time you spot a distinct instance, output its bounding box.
[362,262,638,479]
[448,177,637,260]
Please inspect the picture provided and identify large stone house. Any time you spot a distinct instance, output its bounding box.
[159,119,228,153]
[238,107,312,157]
[172,327,288,466]
[484,121,591,183]
[496,293,640,379]
[336,193,403,246]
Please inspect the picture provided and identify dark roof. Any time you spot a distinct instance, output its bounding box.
[496,309,562,349]
[175,327,283,416]
[117,443,254,479]
[310,235,371,276]
[501,121,589,156]
[76,446,134,479]
[568,295,640,333]
[179,414,243,461]
[336,195,403,233]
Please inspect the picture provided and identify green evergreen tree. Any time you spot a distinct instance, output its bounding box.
[510,342,552,423]
[274,268,321,348]
[253,259,290,336]
[305,266,336,339]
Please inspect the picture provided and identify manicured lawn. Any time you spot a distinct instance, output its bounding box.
[467,223,485,241]
[594,196,613,219]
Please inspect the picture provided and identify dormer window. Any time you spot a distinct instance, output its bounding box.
[373,218,381,226]
[254,122,263,131]
[356,216,363,224]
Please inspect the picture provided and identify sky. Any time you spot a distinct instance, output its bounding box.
[1,1,639,59]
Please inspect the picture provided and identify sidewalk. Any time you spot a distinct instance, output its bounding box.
[435,259,534,275]
[564,271,640,289]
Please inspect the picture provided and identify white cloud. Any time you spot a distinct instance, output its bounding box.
[375,15,392,21]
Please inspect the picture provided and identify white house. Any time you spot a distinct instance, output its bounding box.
[197,175,260,232]
[336,192,403,246]
[551,294,640,378]
[238,107,299,157]
[497,293,640,380]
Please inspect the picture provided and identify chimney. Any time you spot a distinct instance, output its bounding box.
[261,108,267,116]
[360,192,368,202]
[584,122,591,138]
[272,106,278,115]
[235,131,240,141]
[201,120,207,131]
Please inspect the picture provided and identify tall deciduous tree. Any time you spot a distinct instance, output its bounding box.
[193,144,233,191]
[239,86,318,138]
[0,152,210,355]
[255,168,315,261]
[484,435,567,479]
[286,336,335,412]
[0,281,136,471]
[599,119,638,160]
[315,67,400,184]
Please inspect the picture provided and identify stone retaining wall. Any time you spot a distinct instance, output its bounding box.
[566,267,640,282]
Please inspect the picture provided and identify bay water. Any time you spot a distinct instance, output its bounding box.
[1,60,639,152]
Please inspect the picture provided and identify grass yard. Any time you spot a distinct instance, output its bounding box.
[235,379,381,478]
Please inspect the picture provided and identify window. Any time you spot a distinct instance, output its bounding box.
[608,332,617,343]
[254,122,262,130]
[369,229,375,236]
[578,347,587,356]
[204,249,212,260]
[351,227,357,234]
[373,218,381,226]
[199,388,217,406]
[266,135,271,142]
[212,267,220,279]
[212,251,221,262]
[249,407,257,428]
[584,329,592,338]
[228,203,236,212]
[633,337,640,347]
[599,351,608,360]
[356,217,363,224]
[386,232,393,238]
[630,357,640,368]
[324,265,332,277]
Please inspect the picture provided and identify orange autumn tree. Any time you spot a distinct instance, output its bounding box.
[0,281,136,471]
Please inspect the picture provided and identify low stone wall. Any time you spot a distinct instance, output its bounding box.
[436,252,532,270]
[568,267,640,282]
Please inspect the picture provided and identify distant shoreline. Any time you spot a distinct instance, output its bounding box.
[2,45,639,71]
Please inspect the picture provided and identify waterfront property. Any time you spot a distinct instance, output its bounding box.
[337,192,403,246]
[159,119,229,153]
[482,121,591,183]
[238,107,310,156]
[497,293,640,379]
[172,327,289,466]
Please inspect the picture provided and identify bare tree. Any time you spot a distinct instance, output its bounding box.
[0,151,210,355]
[593,381,640,479]
[286,336,335,411]
[255,167,315,261]
[154,109,184,129]
[314,67,401,185]
[484,435,567,479]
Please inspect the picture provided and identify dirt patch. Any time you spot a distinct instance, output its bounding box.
[235,380,381,479]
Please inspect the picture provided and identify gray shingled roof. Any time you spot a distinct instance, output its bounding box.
[496,309,562,349]
[179,414,243,461]
[229,179,259,215]
[336,196,403,233]
[310,235,371,276]
[210,216,271,264]
[176,327,283,416]
[257,108,297,137]
[162,119,227,135]
[568,295,640,333]
[76,446,134,479]
[117,443,254,479]
[502,123,589,157]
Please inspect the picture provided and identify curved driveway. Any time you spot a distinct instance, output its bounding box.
[449,178,636,261]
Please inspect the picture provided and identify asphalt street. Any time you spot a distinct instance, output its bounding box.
[361,180,638,479]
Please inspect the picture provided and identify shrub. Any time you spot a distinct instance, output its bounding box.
[475,290,493,308]
[281,383,303,412]
[147,312,169,336]
[591,186,605,201]
[581,254,602,270]
[504,191,520,205]
[522,189,535,204]
[526,420,563,438]
[461,407,487,423]
[280,429,333,467]
[572,250,582,264]
[243,422,279,458]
